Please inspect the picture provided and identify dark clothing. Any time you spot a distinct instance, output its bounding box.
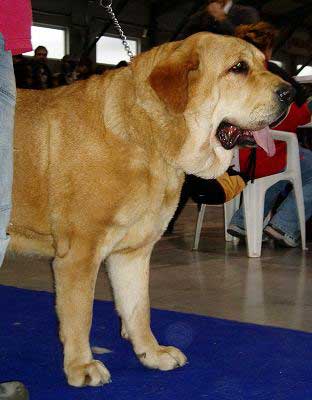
[227,4,260,32]
[31,60,53,90]
[178,3,260,39]
[166,168,249,233]
[13,57,33,89]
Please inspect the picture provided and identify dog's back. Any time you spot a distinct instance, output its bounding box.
[10,77,110,255]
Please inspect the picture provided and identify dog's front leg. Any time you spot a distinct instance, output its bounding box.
[53,239,111,387]
[107,245,187,371]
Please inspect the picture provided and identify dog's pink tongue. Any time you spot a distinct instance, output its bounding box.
[253,127,276,156]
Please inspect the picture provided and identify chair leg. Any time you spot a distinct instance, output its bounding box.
[224,195,240,242]
[243,183,266,258]
[291,177,307,250]
[192,204,206,251]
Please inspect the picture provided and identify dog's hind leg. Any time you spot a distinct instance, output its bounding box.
[107,245,187,371]
[53,237,111,387]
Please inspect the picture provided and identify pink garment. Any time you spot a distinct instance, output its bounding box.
[0,0,32,55]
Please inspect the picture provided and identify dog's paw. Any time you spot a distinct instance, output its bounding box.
[137,345,187,371]
[66,360,111,387]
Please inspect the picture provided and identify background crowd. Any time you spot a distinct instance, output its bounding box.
[13,45,127,90]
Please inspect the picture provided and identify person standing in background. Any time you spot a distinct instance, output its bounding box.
[0,0,32,398]
[32,45,52,89]
[178,0,260,39]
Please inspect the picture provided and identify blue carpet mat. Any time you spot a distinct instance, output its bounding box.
[0,285,311,400]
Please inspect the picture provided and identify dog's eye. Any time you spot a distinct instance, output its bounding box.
[229,61,249,74]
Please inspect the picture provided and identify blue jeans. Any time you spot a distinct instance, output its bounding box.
[0,34,16,267]
[230,146,312,241]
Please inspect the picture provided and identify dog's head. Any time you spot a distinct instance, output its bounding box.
[146,32,293,178]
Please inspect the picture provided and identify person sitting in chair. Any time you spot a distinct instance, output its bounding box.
[227,22,312,248]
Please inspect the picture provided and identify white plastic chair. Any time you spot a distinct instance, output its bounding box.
[193,130,306,257]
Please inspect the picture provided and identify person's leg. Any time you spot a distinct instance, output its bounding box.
[229,180,288,228]
[228,180,288,236]
[268,147,312,242]
[228,203,244,229]
[0,34,29,400]
[0,35,16,267]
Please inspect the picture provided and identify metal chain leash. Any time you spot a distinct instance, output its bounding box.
[100,0,134,62]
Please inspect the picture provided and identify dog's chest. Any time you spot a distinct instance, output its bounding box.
[112,168,183,252]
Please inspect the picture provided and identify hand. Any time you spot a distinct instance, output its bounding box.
[206,2,226,21]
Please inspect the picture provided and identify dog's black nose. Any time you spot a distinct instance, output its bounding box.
[276,84,295,106]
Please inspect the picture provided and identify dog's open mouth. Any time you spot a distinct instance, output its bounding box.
[216,111,288,156]
[216,122,257,150]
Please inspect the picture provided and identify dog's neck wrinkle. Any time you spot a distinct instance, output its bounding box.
[101,67,152,148]
[101,47,189,172]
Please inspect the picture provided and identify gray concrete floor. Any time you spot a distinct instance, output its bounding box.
[0,203,311,333]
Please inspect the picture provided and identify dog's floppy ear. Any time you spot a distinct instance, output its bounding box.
[149,50,199,114]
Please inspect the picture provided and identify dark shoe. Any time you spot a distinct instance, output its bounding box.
[264,224,299,248]
[227,224,270,242]
[227,224,246,239]
[0,382,29,400]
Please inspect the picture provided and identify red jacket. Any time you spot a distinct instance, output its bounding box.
[239,102,311,178]
[0,0,32,54]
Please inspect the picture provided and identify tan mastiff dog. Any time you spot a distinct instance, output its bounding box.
[10,32,292,387]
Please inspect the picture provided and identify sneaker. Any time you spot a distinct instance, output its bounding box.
[263,224,299,248]
[0,382,29,400]
[227,224,246,239]
[227,224,270,243]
